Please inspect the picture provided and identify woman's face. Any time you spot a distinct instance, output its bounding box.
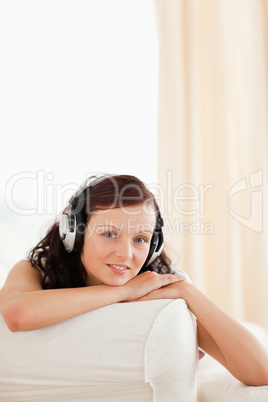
[81,203,156,286]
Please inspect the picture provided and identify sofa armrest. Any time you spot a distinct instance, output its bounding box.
[198,321,268,402]
[0,299,198,402]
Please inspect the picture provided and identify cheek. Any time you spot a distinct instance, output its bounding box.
[82,236,111,263]
[136,245,151,263]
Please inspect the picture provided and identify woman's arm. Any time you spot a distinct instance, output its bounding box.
[0,260,181,332]
[137,281,268,386]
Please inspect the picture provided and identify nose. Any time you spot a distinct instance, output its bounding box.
[114,238,133,261]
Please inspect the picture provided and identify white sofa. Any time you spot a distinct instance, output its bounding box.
[0,298,268,401]
[198,321,268,402]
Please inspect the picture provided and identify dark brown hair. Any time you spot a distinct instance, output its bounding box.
[28,174,172,289]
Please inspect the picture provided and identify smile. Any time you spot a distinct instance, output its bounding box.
[108,264,129,273]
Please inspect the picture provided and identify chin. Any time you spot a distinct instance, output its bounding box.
[103,276,130,287]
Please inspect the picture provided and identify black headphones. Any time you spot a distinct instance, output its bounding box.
[59,175,164,268]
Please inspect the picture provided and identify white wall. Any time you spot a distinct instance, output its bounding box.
[0,0,158,286]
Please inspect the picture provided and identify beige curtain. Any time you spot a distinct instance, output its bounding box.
[155,0,268,329]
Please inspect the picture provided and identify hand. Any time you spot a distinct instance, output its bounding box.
[134,279,187,302]
[122,271,185,302]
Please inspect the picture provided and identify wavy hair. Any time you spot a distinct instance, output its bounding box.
[28,174,172,289]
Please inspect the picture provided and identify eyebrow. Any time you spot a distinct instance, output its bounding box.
[97,224,121,230]
[96,223,154,234]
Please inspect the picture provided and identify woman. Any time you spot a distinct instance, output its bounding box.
[0,174,268,386]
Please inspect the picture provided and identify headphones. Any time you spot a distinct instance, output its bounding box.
[59,175,164,268]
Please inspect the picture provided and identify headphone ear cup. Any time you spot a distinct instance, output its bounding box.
[142,229,164,268]
[59,175,111,254]
[71,210,86,253]
[59,204,86,253]
[59,214,68,241]
[59,212,77,252]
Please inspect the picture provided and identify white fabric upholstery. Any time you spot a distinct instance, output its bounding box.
[198,321,268,402]
[198,354,268,402]
[0,299,198,402]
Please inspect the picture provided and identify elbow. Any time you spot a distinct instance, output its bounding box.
[258,352,268,386]
[1,304,28,332]
[252,371,268,387]
[244,365,268,387]
[259,368,268,387]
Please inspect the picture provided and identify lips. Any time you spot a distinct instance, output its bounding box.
[108,264,129,274]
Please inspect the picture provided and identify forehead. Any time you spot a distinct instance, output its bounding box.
[90,204,156,226]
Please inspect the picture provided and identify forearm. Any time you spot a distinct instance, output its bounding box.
[1,285,127,332]
[183,283,268,386]
[1,270,182,332]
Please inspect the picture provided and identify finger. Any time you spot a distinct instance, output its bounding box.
[138,296,151,301]
[149,274,183,290]
[163,274,185,283]
[174,275,186,281]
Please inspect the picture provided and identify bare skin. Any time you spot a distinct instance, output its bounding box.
[137,282,268,387]
[1,262,268,386]
[0,260,182,331]
[1,205,268,386]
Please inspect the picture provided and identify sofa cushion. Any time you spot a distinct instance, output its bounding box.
[198,321,268,402]
[0,298,198,401]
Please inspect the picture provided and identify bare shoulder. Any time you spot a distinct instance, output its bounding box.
[0,260,43,302]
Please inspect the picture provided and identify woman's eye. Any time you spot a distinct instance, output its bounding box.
[103,231,116,238]
[134,237,147,244]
